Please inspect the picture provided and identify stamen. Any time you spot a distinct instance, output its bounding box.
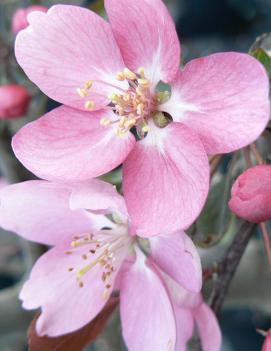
[116,71,125,81]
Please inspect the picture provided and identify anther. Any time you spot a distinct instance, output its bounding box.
[76,87,88,98]
[81,254,88,260]
[138,78,150,88]
[123,68,137,80]
[65,251,72,255]
[142,125,149,133]
[116,71,125,81]
[79,281,84,288]
[68,267,74,272]
[100,118,111,126]
[137,67,146,78]
[84,100,95,110]
[84,80,93,89]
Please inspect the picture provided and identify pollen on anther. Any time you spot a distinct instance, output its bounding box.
[123,68,137,80]
[76,87,88,98]
[100,117,111,126]
[85,100,95,110]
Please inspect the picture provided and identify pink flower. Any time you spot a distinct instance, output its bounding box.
[12,6,48,34]
[229,165,271,222]
[262,330,271,351]
[0,84,30,119]
[13,1,270,236]
[0,179,204,350]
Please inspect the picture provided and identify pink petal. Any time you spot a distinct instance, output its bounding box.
[262,331,271,351]
[149,231,202,293]
[12,6,48,34]
[194,303,222,351]
[229,165,271,222]
[0,181,93,245]
[15,5,126,110]
[162,272,202,310]
[119,250,176,351]
[12,106,136,181]
[20,245,118,336]
[69,179,128,219]
[162,53,270,154]
[174,304,194,351]
[123,122,209,236]
[105,0,180,86]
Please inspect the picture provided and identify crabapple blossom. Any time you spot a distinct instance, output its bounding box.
[262,330,271,351]
[0,179,207,351]
[12,1,270,236]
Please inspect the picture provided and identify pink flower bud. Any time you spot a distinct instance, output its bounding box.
[12,6,48,35]
[0,85,30,119]
[229,165,271,223]
[262,331,271,351]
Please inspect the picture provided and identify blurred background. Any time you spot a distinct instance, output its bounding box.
[0,0,271,350]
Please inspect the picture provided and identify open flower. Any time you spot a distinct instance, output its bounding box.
[0,84,30,119]
[229,165,271,222]
[12,5,48,35]
[13,1,270,236]
[0,179,203,350]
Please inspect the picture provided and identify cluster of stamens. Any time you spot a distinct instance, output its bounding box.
[65,230,130,299]
[76,67,171,138]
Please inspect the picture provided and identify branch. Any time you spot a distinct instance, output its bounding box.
[209,221,256,315]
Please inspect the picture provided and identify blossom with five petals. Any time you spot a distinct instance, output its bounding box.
[0,179,205,350]
[13,0,270,236]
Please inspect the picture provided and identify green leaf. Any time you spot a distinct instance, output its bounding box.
[250,48,271,77]
[249,33,271,77]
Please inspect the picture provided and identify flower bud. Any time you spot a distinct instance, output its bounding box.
[229,165,271,223]
[0,85,30,119]
[12,6,48,35]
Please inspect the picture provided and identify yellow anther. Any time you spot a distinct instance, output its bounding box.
[84,100,95,110]
[76,87,88,98]
[123,93,131,102]
[108,93,119,102]
[100,117,111,126]
[138,78,151,88]
[124,118,136,129]
[137,103,144,115]
[123,68,137,80]
[119,116,126,127]
[117,106,125,116]
[137,67,146,78]
[84,80,93,89]
[116,71,125,81]
[114,128,127,137]
[142,124,149,133]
